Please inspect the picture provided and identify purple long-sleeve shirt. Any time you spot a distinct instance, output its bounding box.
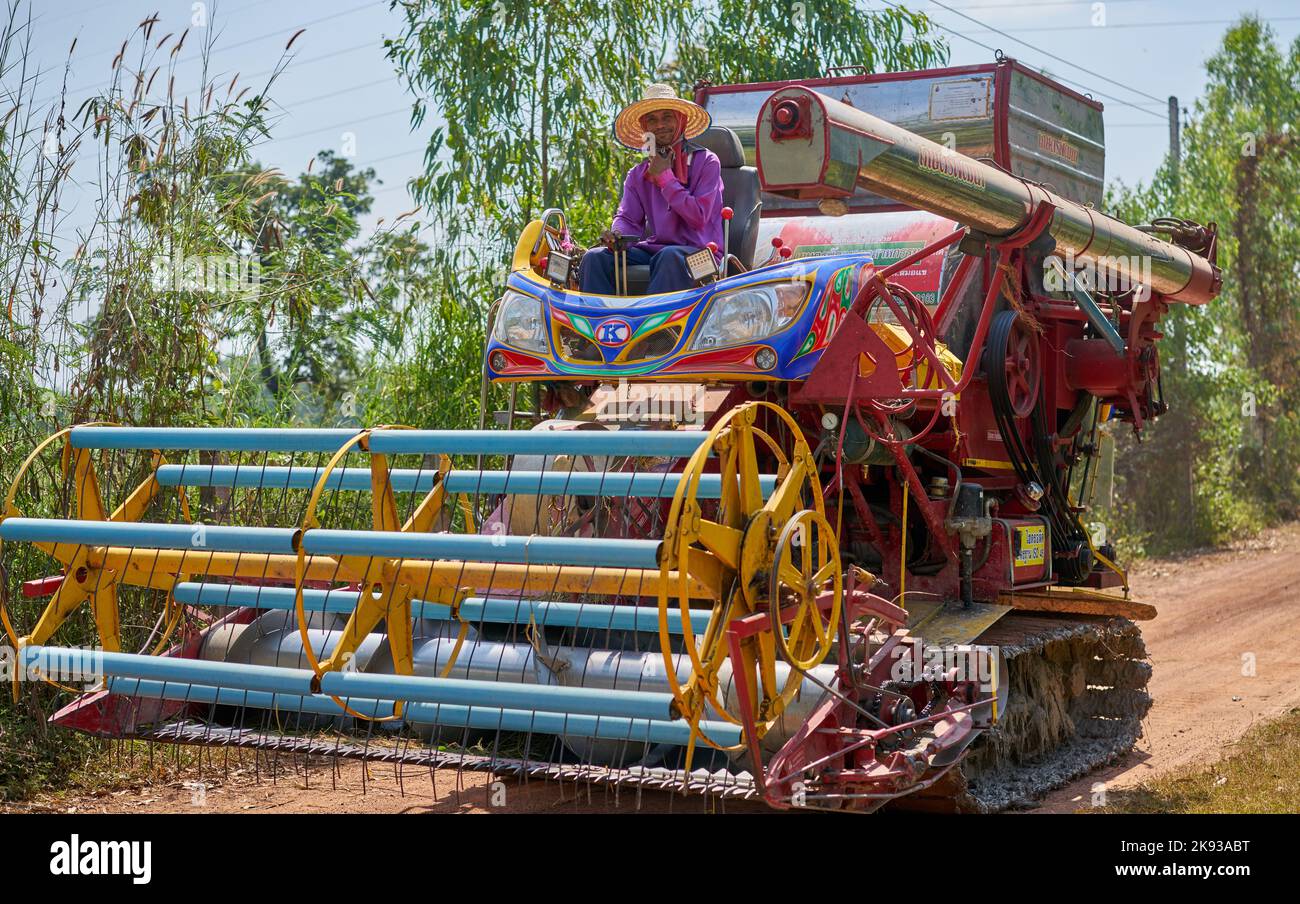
[611,145,725,259]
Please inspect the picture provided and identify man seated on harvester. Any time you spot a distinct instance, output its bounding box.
[578,84,724,296]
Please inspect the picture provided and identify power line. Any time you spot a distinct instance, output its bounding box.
[924,0,1169,107]
[97,0,376,65]
[283,9,1212,183]
[273,104,410,143]
[290,148,438,197]
[182,1,383,58]
[33,0,384,107]
[46,0,268,66]
[32,36,386,122]
[868,0,1170,118]
[31,0,116,30]
[938,0,1161,8]
[37,0,1213,203]
[950,15,1300,35]
[368,146,441,168]
[217,40,386,107]
[285,76,397,111]
[270,141,445,181]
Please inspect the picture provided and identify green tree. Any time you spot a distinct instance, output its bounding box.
[240,151,383,413]
[673,0,946,87]
[387,0,689,249]
[383,0,947,427]
[358,229,487,430]
[1107,16,1300,552]
[1191,19,1300,516]
[388,0,947,246]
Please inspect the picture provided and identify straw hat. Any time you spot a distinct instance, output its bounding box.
[612,83,711,150]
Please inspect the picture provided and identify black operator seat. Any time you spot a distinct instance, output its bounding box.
[693,126,762,270]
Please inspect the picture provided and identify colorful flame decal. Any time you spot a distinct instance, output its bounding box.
[629,305,694,340]
[487,250,877,382]
[564,311,596,341]
[796,265,857,358]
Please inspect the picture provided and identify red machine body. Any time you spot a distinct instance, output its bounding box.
[678,61,1218,807]
[691,60,1219,612]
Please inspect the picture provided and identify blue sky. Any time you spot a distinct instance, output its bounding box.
[22,0,1300,235]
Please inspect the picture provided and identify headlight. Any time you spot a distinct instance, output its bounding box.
[692,280,811,350]
[494,291,547,352]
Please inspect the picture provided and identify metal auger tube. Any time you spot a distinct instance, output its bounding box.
[198,616,834,764]
[755,85,1221,304]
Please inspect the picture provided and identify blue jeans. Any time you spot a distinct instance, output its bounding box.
[579,245,698,296]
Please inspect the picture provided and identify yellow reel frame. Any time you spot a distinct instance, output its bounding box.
[657,401,842,756]
[293,427,473,722]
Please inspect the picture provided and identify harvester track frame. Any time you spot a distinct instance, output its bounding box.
[1,65,1223,813]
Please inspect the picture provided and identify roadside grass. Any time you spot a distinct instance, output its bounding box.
[4,737,323,812]
[1,736,193,811]
[1,728,520,811]
[1098,708,1300,814]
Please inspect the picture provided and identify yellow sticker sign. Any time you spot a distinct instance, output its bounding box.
[1015,525,1046,567]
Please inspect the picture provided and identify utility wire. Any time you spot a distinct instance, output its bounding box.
[31,0,115,29]
[869,0,1171,118]
[949,14,1300,35]
[33,36,388,124]
[288,76,395,110]
[939,0,1162,8]
[925,0,1170,107]
[32,0,384,107]
[47,0,268,66]
[274,104,409,143]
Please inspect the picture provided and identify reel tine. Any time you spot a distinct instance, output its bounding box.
[4,423,825,808]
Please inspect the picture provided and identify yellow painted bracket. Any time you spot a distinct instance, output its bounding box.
[657,402,841,773]
[296,429,468,721]
[4,435,167,655]
[315,449,454,677]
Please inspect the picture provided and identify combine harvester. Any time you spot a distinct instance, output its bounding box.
[0,60,1219,811]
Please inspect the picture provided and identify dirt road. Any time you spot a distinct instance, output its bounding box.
[15,523,1300,814]
[1028,521,1300,812]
